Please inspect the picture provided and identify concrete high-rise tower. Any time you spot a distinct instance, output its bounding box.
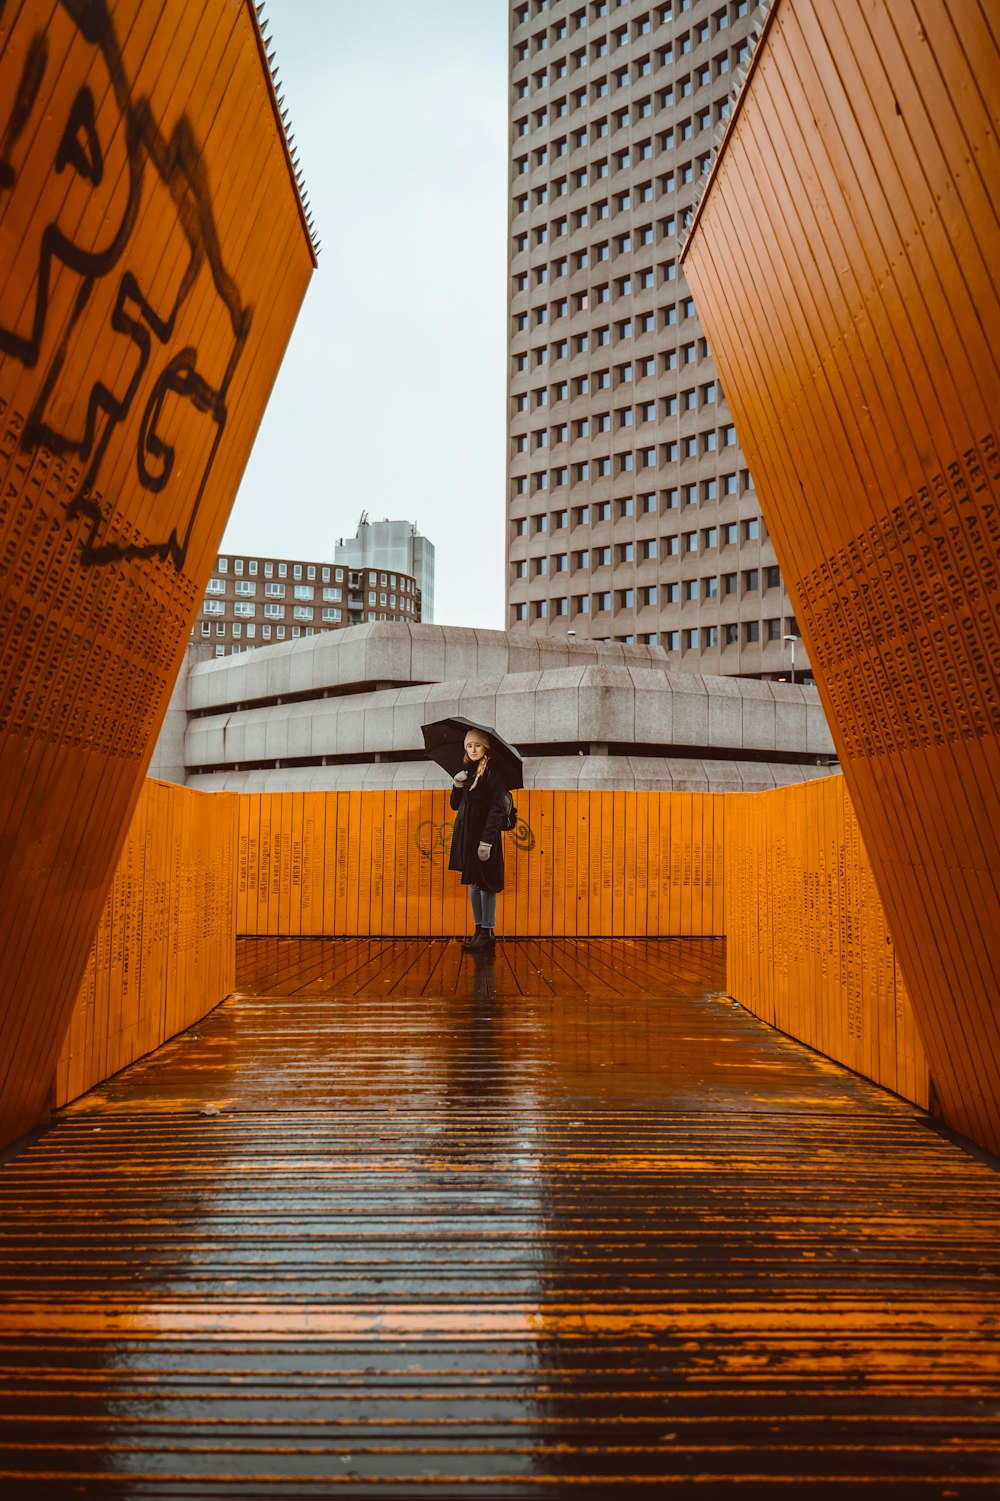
[506,0,809,681]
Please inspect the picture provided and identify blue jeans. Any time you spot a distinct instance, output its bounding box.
[469,885,497,928]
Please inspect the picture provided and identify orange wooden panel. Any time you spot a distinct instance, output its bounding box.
[235,790,726,940]
[684,0,998,1152]
[54,779,237,1107]
[724,777,930,1111]
[0,0,314,1149]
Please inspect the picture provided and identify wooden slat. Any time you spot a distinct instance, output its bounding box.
[2,937,999,1493]
[725,777,931,1112]
[683,0,999,1154]
[0,0,314,1152]
[237,789,727,940]
[52,780,237,1109]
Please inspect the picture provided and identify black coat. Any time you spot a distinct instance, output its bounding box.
[449,761,507,893]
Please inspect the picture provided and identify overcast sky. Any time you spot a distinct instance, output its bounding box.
[221,0,510,629]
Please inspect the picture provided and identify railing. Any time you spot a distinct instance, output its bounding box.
[236,789,726,939]
[54,781,238,1110]
[38,778,932,1147]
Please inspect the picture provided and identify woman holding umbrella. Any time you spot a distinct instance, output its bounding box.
[449,725,508,954]
[421,716,523,955]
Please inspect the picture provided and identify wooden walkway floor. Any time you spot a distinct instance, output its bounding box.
[1,938,999,1496]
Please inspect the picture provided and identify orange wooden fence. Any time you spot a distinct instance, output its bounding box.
[15,776,944,1142]
[726,777,929,1110]
[683,0,999,1152]
[0,0,314,1149]
[55,781,238,1108]
[237,790,727,938]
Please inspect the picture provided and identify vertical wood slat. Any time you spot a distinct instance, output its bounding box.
[48,772,935,1130]
[724,776,930,1111]
[54,780,238,1108]
[0,0,314,1152]
[682,0,999,1153]
[235,789,726,940]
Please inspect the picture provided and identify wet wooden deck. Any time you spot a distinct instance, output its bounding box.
[2,937,999,1496]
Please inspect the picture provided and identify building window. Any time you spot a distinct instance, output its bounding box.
[233,601,255,618]
[264,603,285,620]
[203,600,224,616]
[206,577,225,594]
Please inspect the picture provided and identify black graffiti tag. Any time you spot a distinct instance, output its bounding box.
[0,0,251,571]
[415,818,536,865]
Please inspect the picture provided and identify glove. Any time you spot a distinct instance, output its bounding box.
[453,770,468,787]
[478,842,492,861]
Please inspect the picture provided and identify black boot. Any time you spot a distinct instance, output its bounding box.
[468,927,495,953]
[461,926,483,951]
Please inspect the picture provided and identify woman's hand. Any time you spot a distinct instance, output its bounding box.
[453,770,468,787]
[478,842,492,861]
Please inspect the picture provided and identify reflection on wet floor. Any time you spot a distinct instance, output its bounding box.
[1,937,999,1496]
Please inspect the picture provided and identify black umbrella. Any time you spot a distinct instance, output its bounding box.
[421,716,524,790]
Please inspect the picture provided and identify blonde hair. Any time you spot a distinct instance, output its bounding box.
[464,732,492,788]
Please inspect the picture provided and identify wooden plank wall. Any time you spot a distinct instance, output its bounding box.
[10,775,937,1127]
[726,777,930,1110]
[55,780,238,1108]
[682,0,999,1153]
[236,790,728,938]
[0,1,314,1149]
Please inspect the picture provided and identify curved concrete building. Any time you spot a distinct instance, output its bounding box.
[153,623,837,793]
